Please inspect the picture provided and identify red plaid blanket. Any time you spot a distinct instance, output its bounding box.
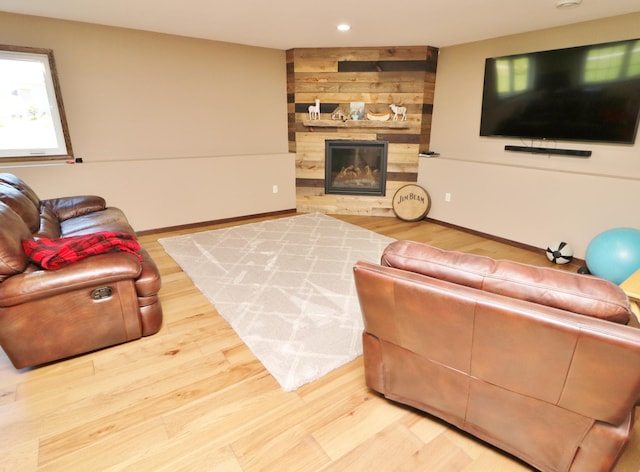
[22,231,142,270]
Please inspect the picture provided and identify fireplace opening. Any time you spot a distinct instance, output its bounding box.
[325,140,388,196]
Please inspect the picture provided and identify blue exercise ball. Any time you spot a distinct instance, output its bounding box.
[585,227,640,284]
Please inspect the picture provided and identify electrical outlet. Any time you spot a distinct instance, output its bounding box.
[272,185,279,194]
[445,192,452,202]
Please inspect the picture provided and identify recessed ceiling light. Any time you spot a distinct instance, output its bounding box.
[556,0,582,8]
[337,24,351,32]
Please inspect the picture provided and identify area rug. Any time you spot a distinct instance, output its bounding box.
[158,213,394,391]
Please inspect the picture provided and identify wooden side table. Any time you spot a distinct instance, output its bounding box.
[620,269,640,320]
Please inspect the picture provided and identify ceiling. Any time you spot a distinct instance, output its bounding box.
[0,0,639,50]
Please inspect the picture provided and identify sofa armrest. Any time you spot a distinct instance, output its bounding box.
[0,252,142,307]
[135,247,162,297]
[42,195,107,222]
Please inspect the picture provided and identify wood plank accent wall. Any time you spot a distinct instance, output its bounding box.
[287,46,438,216]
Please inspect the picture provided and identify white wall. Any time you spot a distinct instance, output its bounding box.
[0,12,295,231]
[422,13,640,258]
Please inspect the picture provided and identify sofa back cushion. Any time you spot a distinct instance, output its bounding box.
[381,240,631,324]
[0,202,32,280]
[0,173,41,209]
[0,182,40,233]
[36,205,62,239]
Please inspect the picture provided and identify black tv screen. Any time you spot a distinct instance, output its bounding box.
[480,39,640,144]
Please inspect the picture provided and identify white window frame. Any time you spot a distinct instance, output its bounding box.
[0,45,73,161]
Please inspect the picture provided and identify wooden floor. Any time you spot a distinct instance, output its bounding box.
[1,213,639,471]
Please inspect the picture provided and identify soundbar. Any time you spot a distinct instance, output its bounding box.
[504,145,591,157]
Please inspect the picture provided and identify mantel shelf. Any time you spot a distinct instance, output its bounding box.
[302,119,410,129]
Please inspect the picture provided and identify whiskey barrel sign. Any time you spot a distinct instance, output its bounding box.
[392,184,431,221]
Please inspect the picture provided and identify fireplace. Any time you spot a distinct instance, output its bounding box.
[325,140,388,196]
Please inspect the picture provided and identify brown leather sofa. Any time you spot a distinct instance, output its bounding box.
[0,173,162,369]
[354,240,639,472]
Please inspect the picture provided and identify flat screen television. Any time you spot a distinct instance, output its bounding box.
[480,39,640,144]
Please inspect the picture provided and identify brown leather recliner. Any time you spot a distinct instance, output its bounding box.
[0,173,162,369]
[354,240,640,472]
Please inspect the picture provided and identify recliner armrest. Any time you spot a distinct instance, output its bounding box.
[0,252,142,306]
[42,195,107,221]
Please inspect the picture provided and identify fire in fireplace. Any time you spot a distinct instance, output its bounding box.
[324,140,388,196]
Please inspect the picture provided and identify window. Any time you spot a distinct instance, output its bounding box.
[495,56,531,95]
[0,45,73,161]
[584,40,640,83]
[625,40,640,78]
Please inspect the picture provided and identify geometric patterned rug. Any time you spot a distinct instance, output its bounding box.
[158,213,395,391]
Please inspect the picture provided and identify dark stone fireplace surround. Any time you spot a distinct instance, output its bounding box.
[324,139,388,196]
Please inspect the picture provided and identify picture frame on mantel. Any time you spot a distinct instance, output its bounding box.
[350,102,365,120]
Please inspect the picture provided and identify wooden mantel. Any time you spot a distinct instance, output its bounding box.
[302,119,411,129]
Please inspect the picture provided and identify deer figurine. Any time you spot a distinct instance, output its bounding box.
[308,99,321,120]
[389,103,407,121]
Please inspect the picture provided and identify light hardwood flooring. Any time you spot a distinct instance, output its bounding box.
[1,213,639,471]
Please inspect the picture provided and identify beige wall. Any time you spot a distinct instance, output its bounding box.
[0,12,295,231]
[3,12,638,254]
[423,13,640,258]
